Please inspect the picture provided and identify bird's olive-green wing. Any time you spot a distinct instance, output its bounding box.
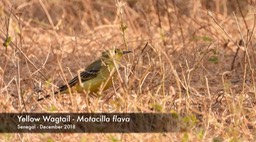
[37,60,102,101]
[58,59,102,93]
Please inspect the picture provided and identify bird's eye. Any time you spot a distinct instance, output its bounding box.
[115,50,117,53]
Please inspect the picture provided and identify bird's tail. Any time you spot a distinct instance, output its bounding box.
[37,83,71,101]
[37,90,59,101]
[37,94,50,101]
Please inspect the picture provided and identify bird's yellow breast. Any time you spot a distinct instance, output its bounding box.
[73,64,116,93]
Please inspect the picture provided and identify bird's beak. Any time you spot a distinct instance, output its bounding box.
[123,51,132,54]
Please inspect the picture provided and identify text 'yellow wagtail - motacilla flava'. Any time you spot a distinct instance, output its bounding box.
[37,48,131,101]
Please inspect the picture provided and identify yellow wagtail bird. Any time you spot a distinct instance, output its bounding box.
[37,48,131,101]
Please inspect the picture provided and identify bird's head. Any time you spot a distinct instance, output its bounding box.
[102,48,131,62]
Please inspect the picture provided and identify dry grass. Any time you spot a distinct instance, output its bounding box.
[0,0,256,141]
